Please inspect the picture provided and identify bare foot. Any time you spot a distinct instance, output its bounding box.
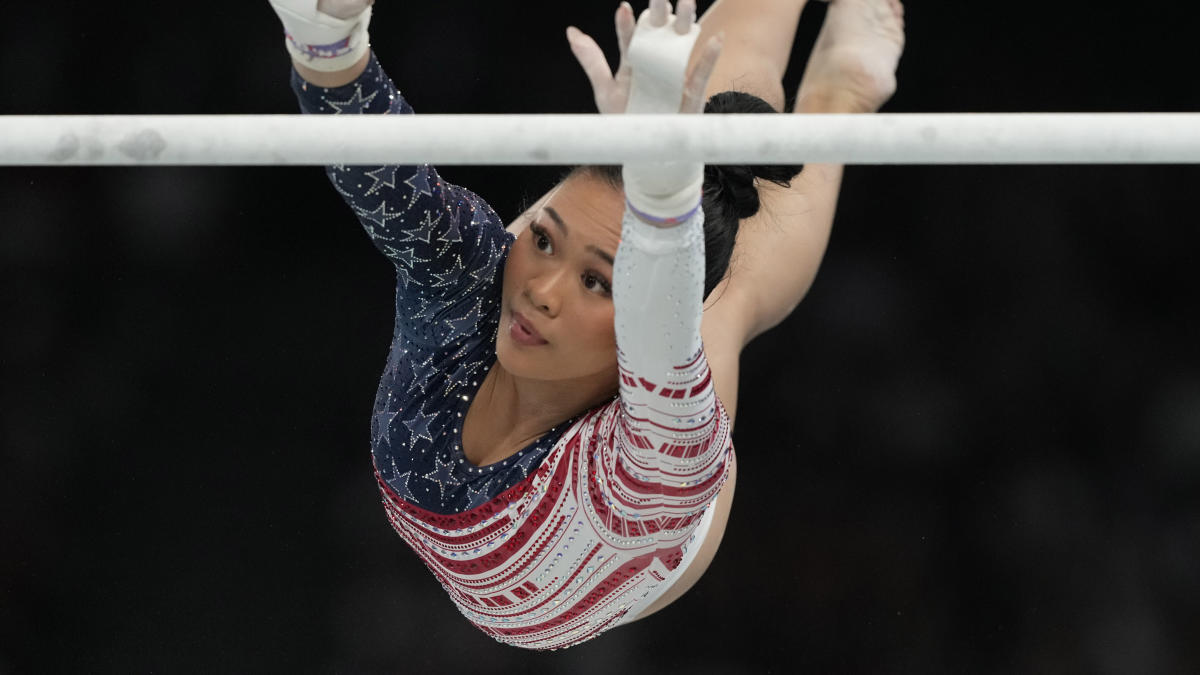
[795,0,906,113]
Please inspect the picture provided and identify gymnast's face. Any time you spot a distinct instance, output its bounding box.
[498,173,625,391]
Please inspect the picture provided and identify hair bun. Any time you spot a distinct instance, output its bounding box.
[705,164,760,219]
[702,91,804,221]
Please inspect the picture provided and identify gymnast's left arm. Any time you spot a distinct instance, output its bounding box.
[570,0,733,513]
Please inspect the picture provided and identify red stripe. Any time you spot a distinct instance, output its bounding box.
[611,456,715,500]
[408,512,512,546]
[378,436,578,576]
[621,426,653,450]
[610,458,727,502]
[452,513,569,593]
[485,550,660,639]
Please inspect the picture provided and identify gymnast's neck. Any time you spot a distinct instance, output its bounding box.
[461,363,617,466]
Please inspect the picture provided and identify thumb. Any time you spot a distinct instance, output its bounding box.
[567,27,617,107]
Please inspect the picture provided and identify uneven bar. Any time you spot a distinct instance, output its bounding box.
[3,114,1200,165]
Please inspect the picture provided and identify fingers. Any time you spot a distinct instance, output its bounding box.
[566,26,617,100]
[643,0,693,34]
[615,1,635,60]
[680,33,723,113]
[674,0,696,35]
[648,0,669,27]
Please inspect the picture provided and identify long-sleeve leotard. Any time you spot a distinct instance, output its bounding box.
[292,52,733,649]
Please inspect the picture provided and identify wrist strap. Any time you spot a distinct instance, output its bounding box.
[622,161,704,221]
[269,0,372,72]
[626,197,703,227]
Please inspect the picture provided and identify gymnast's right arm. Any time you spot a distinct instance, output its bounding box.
[268,0,510,337]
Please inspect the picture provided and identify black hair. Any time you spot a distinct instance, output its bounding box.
[571,91,804,299]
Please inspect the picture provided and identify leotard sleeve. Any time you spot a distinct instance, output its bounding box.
[606,206,733,532]
[291,52,511,347]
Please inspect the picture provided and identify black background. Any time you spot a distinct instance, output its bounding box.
[3,1,1199,673]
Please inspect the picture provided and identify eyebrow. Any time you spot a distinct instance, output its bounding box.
[543,206,615,267]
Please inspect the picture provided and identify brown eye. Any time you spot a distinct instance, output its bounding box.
[530,225,552,253]
[583,272,612,295]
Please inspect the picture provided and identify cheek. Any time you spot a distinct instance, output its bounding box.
[501,245,528,299]
[583,304,617,355]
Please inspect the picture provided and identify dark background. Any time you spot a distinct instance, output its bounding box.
[3,1,1199,673]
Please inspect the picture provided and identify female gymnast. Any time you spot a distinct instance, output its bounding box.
[267,0,904,650]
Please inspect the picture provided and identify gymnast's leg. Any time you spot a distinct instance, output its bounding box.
[692,0,809,111]
[645,0,905,623]
[700,0,907,391]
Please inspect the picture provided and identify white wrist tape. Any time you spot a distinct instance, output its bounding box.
[623,162,703,223]
[268,0,372,72]
[625,10,701,114]
[622,9,704,221]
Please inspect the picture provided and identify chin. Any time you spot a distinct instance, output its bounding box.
[494,333,540,379]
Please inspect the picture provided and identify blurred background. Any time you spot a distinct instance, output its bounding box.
[3,1,1199,672]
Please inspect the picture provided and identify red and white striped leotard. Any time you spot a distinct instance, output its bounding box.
[375,206,733,649]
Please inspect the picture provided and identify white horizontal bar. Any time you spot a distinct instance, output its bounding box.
[3,114,1200,166]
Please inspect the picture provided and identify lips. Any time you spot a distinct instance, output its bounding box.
[510,310,548,346]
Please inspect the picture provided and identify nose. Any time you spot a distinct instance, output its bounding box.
[526,267,564,318]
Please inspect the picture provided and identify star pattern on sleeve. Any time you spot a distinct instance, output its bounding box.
[356,200,404,234]
[329,172,357,199]
[326,84,379,114]
[382,244,430,270]
[294,56,559,517]
[438,206,463,244]
[467,238,504,284]
[412,296,445,320]
[363,165,400,196]
[403,166,435,208]
[396,209,441,244]
[443,298,485,336]
[431,255,466,288]
[394,265,415,290]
